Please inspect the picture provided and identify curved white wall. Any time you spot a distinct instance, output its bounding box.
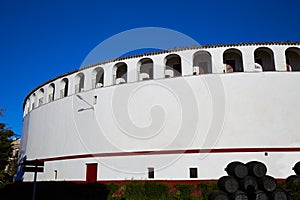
[21,43,300,181]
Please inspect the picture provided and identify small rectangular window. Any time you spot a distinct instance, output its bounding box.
[148,167,154,179]
[190,168,198,178]
[93,96,97,105]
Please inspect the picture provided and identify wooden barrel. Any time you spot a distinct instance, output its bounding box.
[229,190,248,200]
[225,161,248,179]
[246,161,267,178]
[286,174,300,184]
[268,188,289,200]
[258,175,277,192]
[218,176,239,193]
[252,190,268,200]
[239,176,258,193]
[292,161,300,175]
[208,190,230,200]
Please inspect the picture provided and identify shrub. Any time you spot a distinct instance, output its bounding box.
[123,181,145,200]
[173,184,195,200]
[107,183,123,200]
[197,182,218,200]
[144,181,170,200]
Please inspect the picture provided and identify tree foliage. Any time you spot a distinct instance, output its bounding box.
[0,109,15,181]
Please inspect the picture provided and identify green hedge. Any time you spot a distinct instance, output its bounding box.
[144,182,171,200]
[197,182,218,200]
[106,181,217,200]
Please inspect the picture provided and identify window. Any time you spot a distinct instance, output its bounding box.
[285,47,300,71]
[165,54,182,77]
[31,94,36,110]
[48,83,55,102]
[193,51,212,74]
[148,167,154,179]
[254,47,275,71]
[60,78,69,98]
[138,58,153,80]
[38,89,44,106]
[114,62,127,84]
[190,168,198,178]
[223,48,244,72]
[92,67,104,88]
[75,73,85,93]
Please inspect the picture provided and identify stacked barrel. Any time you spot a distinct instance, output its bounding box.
[209,161,289,200]
[286,161,300,184]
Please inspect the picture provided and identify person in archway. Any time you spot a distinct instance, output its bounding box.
[199,66,205,74]
[226,64,233,73]
[254,63,263,72]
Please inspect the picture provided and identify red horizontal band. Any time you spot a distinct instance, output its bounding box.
[39,147,300,162]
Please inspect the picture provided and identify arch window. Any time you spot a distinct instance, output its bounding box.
[60,78,69,98]
[113,62,127,84]
[223,48,244,72]
[38,89,44,106]
[48,83,55,102]
[285,47,300,71]
[165,54,182,78]
[254,47,275,71]
[24,99,30,115]
[75,73,85,93]
[92,67,104,88]
[30,94,36,110]
[193,51,212,74]
[138,58,153,80]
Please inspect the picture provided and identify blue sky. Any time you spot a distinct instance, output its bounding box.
[0,0,299,136]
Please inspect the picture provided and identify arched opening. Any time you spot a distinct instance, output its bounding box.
[254,47,275,71]
[48,83,55,102]
[38,89,44,106]
[114,62,127,84]
[75,73,85,93]
[30,94,36,110]
[92,67,104,88]
[193,51,212,74]
[60,78,69,98]
[285,47,300,71]
[165,54,182,78]
[138,58,153,80]
[223,48,244,72]
[25,99,30,115]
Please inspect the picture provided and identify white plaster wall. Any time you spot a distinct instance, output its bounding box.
[21,44,300,181]
[22,72,300,181]
[23,151,300,181]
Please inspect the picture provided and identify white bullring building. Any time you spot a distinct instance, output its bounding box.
[20,42,300,182]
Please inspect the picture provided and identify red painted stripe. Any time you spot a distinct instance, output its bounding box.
[39,147,300,162]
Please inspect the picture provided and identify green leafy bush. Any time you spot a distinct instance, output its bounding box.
[107,183,123,200]
[197,182,218,200]
[123,181,145,200]
[144,181,171,200]
[173,184,195,200]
